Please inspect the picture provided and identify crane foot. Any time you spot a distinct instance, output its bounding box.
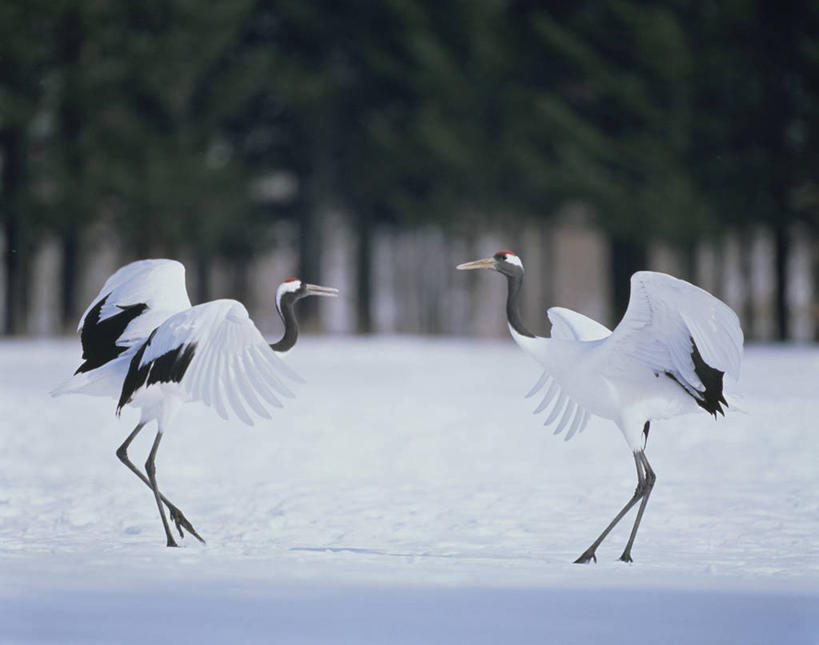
[574,550,597,564]
[167,504,206,544]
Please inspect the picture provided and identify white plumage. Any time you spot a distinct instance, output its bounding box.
[78,259,191,346]
[121,299,298,426]
[52,260,192,398]
[458,251,744,563]
[54,259,337,547]
[546,306,612,342]
[517,271,743,450]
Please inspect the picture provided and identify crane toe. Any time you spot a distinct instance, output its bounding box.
[573,550,597,564]
[168,505,205,544]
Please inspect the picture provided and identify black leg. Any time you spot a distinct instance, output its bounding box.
[574,452,648,564]
[116,423,205,543]
[145,430,178,548]
[619,451,656,563]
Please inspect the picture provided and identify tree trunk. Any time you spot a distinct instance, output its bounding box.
[60,230,79,331]
[297,206,320,330]
[609,236,647,324]
[683,238,698,284]
[739,228,755,339]
[194,254,210,305]
[773,220,790,341]
[356,211,372,333]
[232,255,249,307]
[1,127,29,335]
[814,232,819,342]
[755,0,800,341]
[58,6,84,332]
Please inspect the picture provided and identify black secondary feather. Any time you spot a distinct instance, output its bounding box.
[76,295,148,374]
[690,337,727,416]
[663,338,727,417]
[147,343,197,387]
[117,330,196,414]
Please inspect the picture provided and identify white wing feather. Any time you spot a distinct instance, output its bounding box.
[525,307,611,439]
[598,272,743,389]
[79,259,191,347]
[54,259,191,398]
[136,299,299,425]
[547,307,611,342]
[517,272,741,442]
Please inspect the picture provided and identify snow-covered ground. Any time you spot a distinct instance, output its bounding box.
[0,337,817,644]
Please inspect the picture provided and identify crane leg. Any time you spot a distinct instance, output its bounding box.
[145,430,178,548]
[574,451,649,564]
[619,451,656,562]
[116,423,205,543]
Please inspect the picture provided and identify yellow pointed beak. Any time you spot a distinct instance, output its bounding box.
[305,284,339,297]
[456,257,496,271]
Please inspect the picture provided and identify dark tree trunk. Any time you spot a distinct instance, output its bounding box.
[296,116,332,333]
[60,230,79,331]
[57,6,85,332]
[195,254,210,305]
[297,206,321,330]
[755,0,801,340]
[683,239,698,284]
[3,210,22,335]
[739,228,755,339]
[814,233,819,342]
[232,255,249,307]
[773,221,790,341]
[1,127,29,335]
[609,237,647,324]
[356,211,372,333]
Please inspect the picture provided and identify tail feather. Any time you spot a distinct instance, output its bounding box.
[51,350,134,399]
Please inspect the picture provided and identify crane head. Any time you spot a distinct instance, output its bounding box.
[456,250,524,276]
[276,278,339,315]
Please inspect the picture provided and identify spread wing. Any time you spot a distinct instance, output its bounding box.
[117,299,300,425]
[547,307,612,342]
[76,259,191,374]
[597,271,743,415]
[524,308,611,441]
[522,271,742,438]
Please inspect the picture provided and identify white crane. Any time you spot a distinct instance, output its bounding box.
[457,250,743,563]
[53,259,338,547]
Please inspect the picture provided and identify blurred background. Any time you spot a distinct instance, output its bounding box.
[1,0,817,340]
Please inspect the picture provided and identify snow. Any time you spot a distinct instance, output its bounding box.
[0,337,817,643]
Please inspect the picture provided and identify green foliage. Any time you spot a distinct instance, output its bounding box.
[2,0,818,263]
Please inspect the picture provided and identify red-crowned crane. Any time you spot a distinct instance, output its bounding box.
[53,259,338,547]
[457,250,743,563]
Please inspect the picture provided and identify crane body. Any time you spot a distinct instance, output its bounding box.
[54,259,337,547]
[458,250,743,563]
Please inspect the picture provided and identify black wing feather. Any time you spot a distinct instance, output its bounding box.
[76,294,147,374]
[663,338,727,417]
[690,337,727,416]
[116,331,197,414]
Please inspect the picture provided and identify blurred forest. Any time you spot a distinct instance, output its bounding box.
[1,0,818,339]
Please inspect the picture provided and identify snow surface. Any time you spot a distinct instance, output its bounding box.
[0,337,818,643]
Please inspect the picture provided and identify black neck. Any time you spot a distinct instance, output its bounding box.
[270,297,299,352]
[506,273,535,338]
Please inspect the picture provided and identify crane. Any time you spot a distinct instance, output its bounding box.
[457,250,743,563]
[53,259,338,547]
